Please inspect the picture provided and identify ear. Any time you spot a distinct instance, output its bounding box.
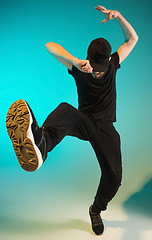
[109,56,111,61]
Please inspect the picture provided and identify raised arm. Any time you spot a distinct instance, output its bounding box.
[45,42,93,73]
[95,5,139,64]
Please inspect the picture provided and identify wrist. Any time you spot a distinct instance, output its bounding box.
[115,11,122,20]
[72,57,79,66]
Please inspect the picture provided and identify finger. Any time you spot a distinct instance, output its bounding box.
[95,7,101,11]
[86,68,93,73]
[95,7,109,12]
[82,62,87,67]
[82,65,91,72]
[87,63,93,72]
[82,64,93,73]
[95,7,109,14]
[81,60,90,68]
[83,61,90,67]
[82,68,90,73]
[81,64,88,70]
[96,5,110,14]
[97,5,107,11]
[102,19,108,24]
[109,11,113,20]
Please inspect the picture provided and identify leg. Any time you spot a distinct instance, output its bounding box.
[91,123,122,212]
[41,102,97,151]
[88,123,122,235]
[6,100,121,235]
[6,100,97,172]
[44,106,122,210]
[43,106,122,234]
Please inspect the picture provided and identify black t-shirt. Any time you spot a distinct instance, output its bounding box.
[68,51,120,122]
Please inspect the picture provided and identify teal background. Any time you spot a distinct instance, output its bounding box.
[1,0,152,239]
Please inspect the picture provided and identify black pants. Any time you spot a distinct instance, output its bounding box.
[42,102,122,212]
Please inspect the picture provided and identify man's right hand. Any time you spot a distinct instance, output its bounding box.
[45,42,93,73]
[74,59,93,73]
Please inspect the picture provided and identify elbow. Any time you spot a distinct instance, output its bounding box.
[45,42,59,54]
[45,42,52,49]
[45,42,49,48]
[45,42,58,49]
[45,42,60,55]
[129,35,139,45]
[134,35,139,43]
[134,36,139,47]
[45,42,54,53]
[133,33,139,43]
[45,43,49,52]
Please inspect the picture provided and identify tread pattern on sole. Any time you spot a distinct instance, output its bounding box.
[6,99,39,172]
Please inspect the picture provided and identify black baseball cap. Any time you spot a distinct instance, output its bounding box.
[87,38,112,72]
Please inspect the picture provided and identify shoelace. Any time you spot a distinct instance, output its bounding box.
[91,214,102,226]
[37,130,47,160]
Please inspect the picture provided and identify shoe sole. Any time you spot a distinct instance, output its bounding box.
[6,99,43,172]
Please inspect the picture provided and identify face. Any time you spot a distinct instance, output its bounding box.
[91,56,111,79]
[92,71,104,78]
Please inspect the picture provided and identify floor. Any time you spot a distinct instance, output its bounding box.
[0,199,152,240]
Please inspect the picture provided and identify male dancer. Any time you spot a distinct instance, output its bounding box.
[6,5,138,235]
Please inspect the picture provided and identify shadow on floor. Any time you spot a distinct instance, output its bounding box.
[0,179,151,239]
[123,178,152,218]
[0,217,94,235]
[104,178,152,240]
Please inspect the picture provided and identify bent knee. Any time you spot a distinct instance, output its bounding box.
[58,102,76,114]
[58,102,71,109]
[111,168,122,187]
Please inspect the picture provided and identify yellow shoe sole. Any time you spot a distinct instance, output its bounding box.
[6,99,42,172]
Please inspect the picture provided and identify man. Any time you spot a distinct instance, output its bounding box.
[6,5,138,235]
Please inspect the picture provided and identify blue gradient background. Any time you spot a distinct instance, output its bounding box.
[1,0,152,239]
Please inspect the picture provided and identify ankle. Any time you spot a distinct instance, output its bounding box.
[90,203,101,215]
[40,127,52,152]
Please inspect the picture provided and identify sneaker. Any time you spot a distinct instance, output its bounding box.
[89,205,104,235]
[6,99,47,172]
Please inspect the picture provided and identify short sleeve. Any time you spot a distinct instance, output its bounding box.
[111,52,121,70]
[67,65,79,76]
[68,67,72,75]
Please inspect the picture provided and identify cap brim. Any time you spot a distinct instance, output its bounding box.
[87,56,109,72]
[90,61,109,72]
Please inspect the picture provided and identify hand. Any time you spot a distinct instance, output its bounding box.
[74,59,93,73]
[95,5,120,24]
